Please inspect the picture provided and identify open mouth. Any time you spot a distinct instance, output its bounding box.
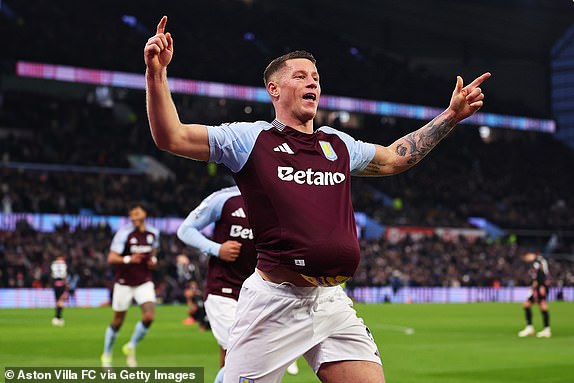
[302,93,317,101]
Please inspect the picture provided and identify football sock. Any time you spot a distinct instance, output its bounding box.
[104,326,119,354]
[542,310,550,328]
[56,307,62,319]
[129,321,149,347]
[524,307,532,325]
[214,367,224,383]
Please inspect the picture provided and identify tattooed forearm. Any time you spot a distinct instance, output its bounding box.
[361,162,386,176]
[357,112,457,177]
[395,115,456,165]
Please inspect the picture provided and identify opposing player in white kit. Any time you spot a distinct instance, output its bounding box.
[177,186,299,383]
[145,16,489,383]
[101,204,160,368]
[50,254,68,326]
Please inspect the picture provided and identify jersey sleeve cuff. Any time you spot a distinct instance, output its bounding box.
[209,243,222,258]
[351,142,376,175]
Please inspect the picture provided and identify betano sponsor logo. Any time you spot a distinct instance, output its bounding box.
[229,224,254,239]
[129,245,153,254]
[277,166,345,186]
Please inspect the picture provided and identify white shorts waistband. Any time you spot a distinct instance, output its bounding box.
[250,270,342,299]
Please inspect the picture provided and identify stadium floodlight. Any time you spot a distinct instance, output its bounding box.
[121,15,137,27]
[479,125,491,141]
[243,32,255,41]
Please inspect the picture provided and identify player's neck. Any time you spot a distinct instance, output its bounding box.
[275,115,314,134]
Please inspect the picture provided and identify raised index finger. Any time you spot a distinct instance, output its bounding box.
[156,16,167,34]
[467,72,491,89]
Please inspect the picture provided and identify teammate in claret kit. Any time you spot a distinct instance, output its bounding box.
[178,186,299,383]
[101,204,160,367]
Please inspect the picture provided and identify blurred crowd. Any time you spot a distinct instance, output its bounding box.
[2,225,573,298]
[1,91,572,230]
[0,224,211,303]
[1,89,573,292]
[353,236,574,289]
[1,0,573,292]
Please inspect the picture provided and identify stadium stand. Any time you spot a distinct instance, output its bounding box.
[1,91,572,230]
[2,225,573,294]
[1,0,573,294]
[0,0,551,117]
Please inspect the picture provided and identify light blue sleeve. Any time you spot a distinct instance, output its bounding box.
[319,126,376,174]
[207,121,271,172]
[110,226,131,254]
[177,187,239,257]
[148,226,161,250]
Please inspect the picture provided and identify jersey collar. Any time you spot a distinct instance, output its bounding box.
[271,119,287,131]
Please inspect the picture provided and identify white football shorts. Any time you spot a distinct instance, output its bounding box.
[204,294,238,350]
[223,271,381,383]
[112,281,155,312]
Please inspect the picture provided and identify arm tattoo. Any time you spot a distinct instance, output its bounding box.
[358,114,456,177]
[361,162,385,176]
[395,115,456,164]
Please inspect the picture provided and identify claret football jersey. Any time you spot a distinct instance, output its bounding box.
[207,119,375,286]
[180,186,258,300]
[110,223,160,286]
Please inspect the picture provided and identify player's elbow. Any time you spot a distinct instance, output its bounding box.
[107,252,117,265]
[390,160,412,176]
[176,225,189,244]
[388,152,421,175]
[151,134,175,152]
[150,123,181,152]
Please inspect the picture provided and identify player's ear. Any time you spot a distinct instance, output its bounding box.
[267,81,280,99]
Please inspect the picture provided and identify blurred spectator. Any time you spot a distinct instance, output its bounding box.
[2,226,572,292]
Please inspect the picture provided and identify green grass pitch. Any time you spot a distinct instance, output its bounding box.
[1,302,572,383]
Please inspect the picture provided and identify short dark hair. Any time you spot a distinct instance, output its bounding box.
[128,203,146,213]
[263,50,316,86]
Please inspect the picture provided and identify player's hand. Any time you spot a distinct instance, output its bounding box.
[147,256,158,269]
[447,72,491,123]
[218,241,242,262]
[131,253,144,264]
[144,16,174,74]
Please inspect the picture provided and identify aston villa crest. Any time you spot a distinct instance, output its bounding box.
[319,141,338,161]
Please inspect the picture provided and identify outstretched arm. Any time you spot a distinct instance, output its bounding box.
[177,194,242,262]
[145,16,210,160]
[358,72,491,176]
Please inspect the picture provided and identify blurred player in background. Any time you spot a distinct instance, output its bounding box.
[145,16,489,383]
[185,279,210,330]
[177,186,299,383]
[518,251,551,338]
[176,254,208,327]
[50,254,68,326]
[101,204,160,367]
[67,268,80,307]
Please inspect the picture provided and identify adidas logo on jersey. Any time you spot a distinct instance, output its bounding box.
[231,207,246,218]
[277,166,346,186]
[273,143,295,154]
